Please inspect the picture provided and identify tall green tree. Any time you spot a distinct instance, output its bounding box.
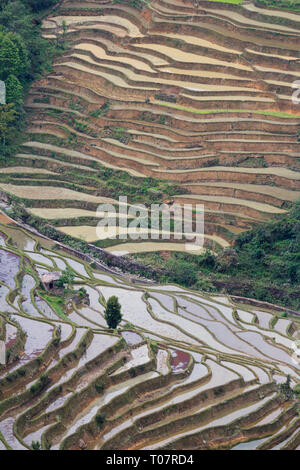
[0,33,22,79]
[8,33,29,80]
[0,103,16,151]
[24,0,57,13]
[6,74,23,106]
[104,296,122,329]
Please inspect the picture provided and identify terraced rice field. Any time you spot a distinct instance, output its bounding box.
[0,0,298,254]
[0,221,299,450]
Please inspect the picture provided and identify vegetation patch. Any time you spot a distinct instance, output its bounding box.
[0,0,67,156]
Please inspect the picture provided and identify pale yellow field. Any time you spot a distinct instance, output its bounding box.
[59,225,205,242]
[107,242,206,256]
[75,43,155,73]
[0,167,57,175]
[69,54,254,93]
[60,60,158,90]
[58,225,229,249]
[28,208,133,220]
[0,184,117,204]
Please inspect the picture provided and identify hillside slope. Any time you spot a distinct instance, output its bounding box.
[0,0,299,253]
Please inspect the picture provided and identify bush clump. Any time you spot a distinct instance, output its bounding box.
[95,413,105,429]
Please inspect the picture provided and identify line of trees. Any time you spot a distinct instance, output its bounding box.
[258,0,300,10]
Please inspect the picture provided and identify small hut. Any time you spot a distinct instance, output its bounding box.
[40,272,62,292]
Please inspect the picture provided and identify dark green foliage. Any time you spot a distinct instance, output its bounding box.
[95,412,105,429]
[150,340,158,354]
[29,373,49,394]
[22,0,56,13]
[78,287,87,298]
[31,440,41,450]
[258,0,300,11]
[0,0,64,153]
[194,277,216,293]
[280,375,294,399]
[0,32,27,80]
[104,296,122,329]
[56,267,75,289]
[95,381,105,394]
[5,74,23,106]
[164,258,198,287]
[214,386,225,397]
[0,103,16,151]
[0,2,54,81]
[172,201,300,305]
[133,201,300,309]
[197,249,216,269]
[234,201,300,287]
[113,0,148,9]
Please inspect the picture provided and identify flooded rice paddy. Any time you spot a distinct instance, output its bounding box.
[0,223,298,450]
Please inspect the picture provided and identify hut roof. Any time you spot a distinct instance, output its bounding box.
[41,272,62,284]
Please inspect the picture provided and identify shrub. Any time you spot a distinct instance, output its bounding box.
[280,375,294,399]
[150,340,158,354]
[56,266,75,289]
[31,440,41,450]
[95,381,105,394]
[95,413,105,429]
[165,259,198,287]
[195,277,216,293]
[30,373,49,394]
[78,287,87,298]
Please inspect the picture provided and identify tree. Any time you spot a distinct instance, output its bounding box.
[24,0,57,13]
[104,296,122,329]
[0,103,16,151]
[62,20,67,38]
[56,266,75,289]
[8,33,29,80]
[95,412,105,429]
[280,374,294,399]
[6,74,23,106]
[0,33,22,79]
[31,440,41,450]
[165,258,198,287]
[54,19,68,48]
[0,1,57,79]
